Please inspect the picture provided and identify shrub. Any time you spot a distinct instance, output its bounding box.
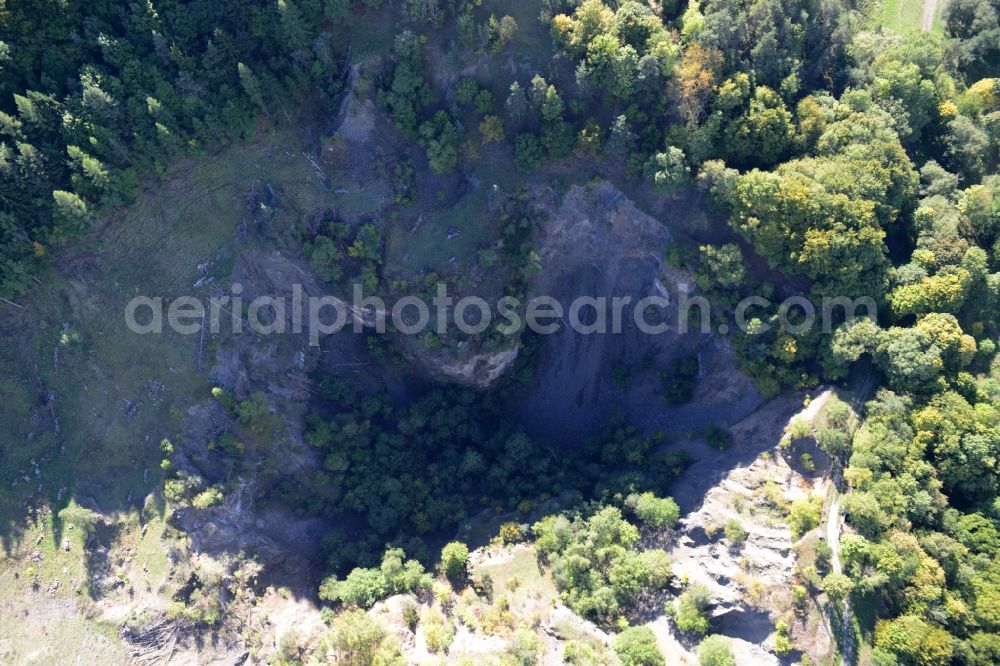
[192,487,224,510]
[788,416,812,441]
[823,401,852,431]
[874,615,954,665]
[329,609,405,665]
[514,133,543,171]
[499,522,525,544]
[697,635,735,666]
[422,609,454,653]
[662,356,700,404]
[675,584,712,634]
[625,492,681,528]
[643,146,690,192]
[773,620,793,655]
[506,628,538,665]
[532,507,657,622]
[480,115,505,143]
[639,549,673,588]
[822,572,854,602]
[698,243,746,289]
[724,519,748,545]
[474,89,495,113]
[613,626,665,666]
[613,364,632,389]
[706,426,732,450]
[432,580,452,606]
[319,548,431,608]
[402,600,419,630]
[792,584,808,610]
[440,541,470,581]
[236,391,270,429]
[564,639,608,664]
[455,78,479,104]
[816,426,849,457]
[788,495,822,538]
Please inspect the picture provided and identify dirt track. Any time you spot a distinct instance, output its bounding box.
[923,0,938,31]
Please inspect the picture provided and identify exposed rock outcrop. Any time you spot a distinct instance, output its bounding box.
[518,181,762,441]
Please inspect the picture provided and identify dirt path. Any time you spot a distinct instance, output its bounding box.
[828,479,857,665]
[830,370,877,666]
[827,491,842,575]
[922,0,939,31]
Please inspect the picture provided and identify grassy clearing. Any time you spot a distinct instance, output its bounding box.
[328,3,400,61]
[0,587,127,665]
[851,590,879,664]
[0,122,338,658]
[383,142,539,283]
[386,178,499,276]
[0,502,128,664]
[880,0,941,33]
[477,544,558,613]
[0,119,333,664]
[472,0,557,97]
[378,0,559,279]
[0,124,332,550]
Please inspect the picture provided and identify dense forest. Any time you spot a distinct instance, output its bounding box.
[0,0,345,295]
[5,0,1000,663]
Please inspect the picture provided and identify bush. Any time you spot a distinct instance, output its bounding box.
[499,522,525,544]
[792,584,808,610]
[788,416,812,441]
[874,615,953,665]
[823,402,852,431]
[329,609,405,665]
[319,548,431,608]
[564,639,608,664]
[698,243,746,289]
[532,507,658,622]
[514,133,544,171]
[788,495,822,538]
[625,492,681,528]
[480,114,505,143]
[455,78,479,104]
[440,541,470,581]
[706,426,732,450]
[639,549,673,588]
[506,628,539,665]
[773,620,793,655]
[304,235,345,283]
[613,626,665,666]
[643,146,690,192]
[816,426,849,457]
[723,519,748,545]
[662,356,700,404]
[236,391,271,431]
[192,487,224,510]
[419,111,460,174]
[474,89,495,113]
[402,600,419,630]
[822,572,854,602]
[542,119,575,157]
[697,635,735,666]
[675,584,712,634]
[321,567,387,608]
[422,609,454,653]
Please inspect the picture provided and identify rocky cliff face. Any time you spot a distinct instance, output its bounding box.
[399,341,520,386]
[382,179,732,392]
[643,389,842,665]
[515,181,762,442]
